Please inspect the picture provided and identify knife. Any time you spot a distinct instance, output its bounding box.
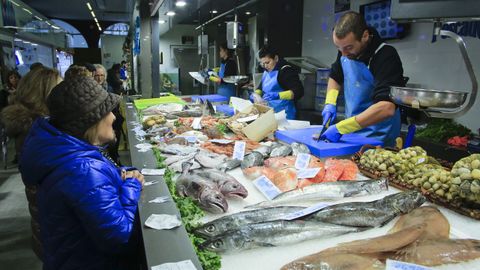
[316,115,332,142]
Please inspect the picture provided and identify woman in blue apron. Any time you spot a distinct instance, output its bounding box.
[209,43,237,100]
[320,11,404,147]
[252,46,304,120]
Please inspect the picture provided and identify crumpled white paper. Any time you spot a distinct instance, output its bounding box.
[135,143,153,152]
[145,214,181,230]
[141,168,166,176]
[148,196,171,204]
[151,260,197,270]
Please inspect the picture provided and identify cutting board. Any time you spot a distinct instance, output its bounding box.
[275,127,383,158]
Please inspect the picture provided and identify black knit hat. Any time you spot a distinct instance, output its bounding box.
[47,76,121,138]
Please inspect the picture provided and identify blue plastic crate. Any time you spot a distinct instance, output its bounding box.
[191,94,229,104]
[215,104,235,116]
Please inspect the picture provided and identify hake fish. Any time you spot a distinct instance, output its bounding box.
[307,191,426,227]
[216,158,241,172]
[247,178,389,208]
[270,145,293,158]
[194,206,305,238]
[200,220,365,253]
[195,151,228,168]
[194,169,248,199]
[175,162,228,213]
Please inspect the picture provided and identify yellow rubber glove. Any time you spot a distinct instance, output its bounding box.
[213,67,220,73]
[278,90,294,100]
[336,116,362,134]
[325,89,339,105]
[209,76,221,83]
[255,89,263,96]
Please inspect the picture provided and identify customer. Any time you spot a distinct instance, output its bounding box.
[1,66,62,260]
[19,75,144,270]
[93,63,108,90]
[64,65,92,79]
[107,63,124,95]
[0,70,21,109]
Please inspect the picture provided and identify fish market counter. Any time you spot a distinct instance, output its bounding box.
[125,104,203,270]
[125,105,480,270]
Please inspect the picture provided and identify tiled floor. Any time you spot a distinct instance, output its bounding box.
[0,139,131,269]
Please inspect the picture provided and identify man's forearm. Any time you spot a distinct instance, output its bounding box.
[355,101,396,128]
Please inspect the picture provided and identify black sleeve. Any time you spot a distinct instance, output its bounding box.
[278,65,304,101]
[223,59,237,77]
[369,46,405,103]
[329,51,343,85]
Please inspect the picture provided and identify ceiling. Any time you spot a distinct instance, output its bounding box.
[22,0,135,22]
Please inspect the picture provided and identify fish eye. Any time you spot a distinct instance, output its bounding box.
[206,225,216,232]
[214,240,223,248]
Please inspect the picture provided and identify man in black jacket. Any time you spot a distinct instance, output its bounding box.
[253,46,304,119]
[320,11,405,146]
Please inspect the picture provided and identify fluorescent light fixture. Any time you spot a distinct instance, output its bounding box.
[10,0,20,7]
[159,20,166,24]
[210,10,218,14]
[245,11,251,15]
[90,11,95,17]
[22,8,32,14]
[166,11,175,16]
[52,26,60,30]
[175,1,187,7]
[31,43,38,46]
[23,41,31,44]
[34,15,43,21]
[86,2,92,11]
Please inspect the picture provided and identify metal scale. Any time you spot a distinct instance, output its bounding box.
[223,13,249,85]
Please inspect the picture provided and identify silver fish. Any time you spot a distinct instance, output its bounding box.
[253,145,272,158]
[200,220,364,253]
[247,179,389,209]
[170,160,201,173]
[216,158,241,172]
[176,162,228,213]
[241,152,264,169]
[158,143,198,156]
[194,206,305,238]
[195,151,228,168]
[195,169,248,199]
[291,142,310,156]
[170,110,203,118]
[307,191,426,227]
[270,145,293,157]
[164,152,196,166]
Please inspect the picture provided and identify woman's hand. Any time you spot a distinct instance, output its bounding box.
[121,169,145,186]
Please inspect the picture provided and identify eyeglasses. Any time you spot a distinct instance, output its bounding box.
[94,74,105,77]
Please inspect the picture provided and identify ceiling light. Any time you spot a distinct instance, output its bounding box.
[245,11,251,15]
[22,8,32,14]
[32,43,38,46]
[90,11,95,17]
[34,15,43,21]
[210,10,218,14]
[159,20,166,24]
[86,2,92,11]
[9,0,20,7]
[175,1,187,7]
[166,11,175,16]
[52,25,60,30]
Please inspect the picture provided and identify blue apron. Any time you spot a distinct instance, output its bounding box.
[217,62,236,100]
[341,43,401,146]
[261,68,296,119]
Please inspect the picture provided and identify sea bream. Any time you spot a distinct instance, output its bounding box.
[247,178,389,208]
[194,169,248,199]
[307,191,426,227]
[194,206,305,238]
[200,220,365,253]
[175,162,228,213]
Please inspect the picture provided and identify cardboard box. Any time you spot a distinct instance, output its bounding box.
[228,104,278,142]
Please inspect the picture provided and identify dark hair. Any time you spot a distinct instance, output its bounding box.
[334,11,368,41]
[6,70,21,88]
[30,62,43,70]
[80,62,96,73]
[64,65,91,80]
[219,42,234,57]
[258,46,278,59]
[121,60,127,65]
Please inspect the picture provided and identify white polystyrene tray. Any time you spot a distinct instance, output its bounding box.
[198,168,480,270]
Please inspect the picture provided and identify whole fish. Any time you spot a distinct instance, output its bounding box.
[164,152,196,166]
[170,160,200,173]
[270,145,293,157]
[175,162,228,213]
[253,145,272,158]
[216,158,241,172]
[195,151,228,168]
[291,142,310,156]
[194,206,305,238]
[159,143,198,155]
[170,109,203,118]
[200,220,365,253]
[307,191,426,227]
[195,169,248,199]
[247,179,389,208]
[240,151,264,169]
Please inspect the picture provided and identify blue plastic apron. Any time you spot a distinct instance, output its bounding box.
[261,68,296,119]
[341,43,401,146]
[217,62,236,100]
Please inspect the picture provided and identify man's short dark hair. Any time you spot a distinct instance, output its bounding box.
[334,11,368,41]
[258,46,278,59]
[30,62,43,70]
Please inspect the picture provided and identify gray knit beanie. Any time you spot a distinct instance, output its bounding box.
[47,76,121,138]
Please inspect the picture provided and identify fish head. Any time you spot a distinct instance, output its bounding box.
[194,223,222,238]
[393,191,426,214]
[219,180,249,199]
[199,235,237,253]
[199,188,228,213]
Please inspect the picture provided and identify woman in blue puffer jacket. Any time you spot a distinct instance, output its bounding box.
[19,76,144,270]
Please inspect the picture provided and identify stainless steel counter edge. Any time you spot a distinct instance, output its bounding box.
[125,104,203,270]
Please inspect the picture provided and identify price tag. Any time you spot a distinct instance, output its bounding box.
[151,260,197,270]
[210,139,233,144]
[295,153,311,170]
[297,168,321,179]
[283,202,331,220]
[232,141,246,160]
[253,175,281,200]
[386,259,432,270]
[191,117,202,130]
[141,168,166,176]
